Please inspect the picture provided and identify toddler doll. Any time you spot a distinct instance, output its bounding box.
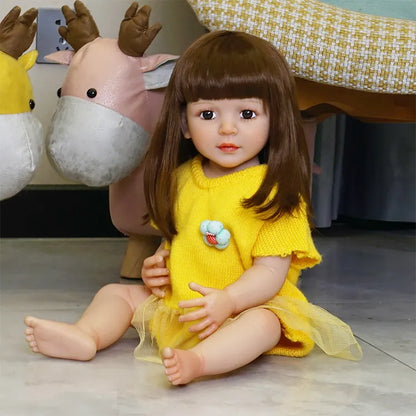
[25,30,361,386]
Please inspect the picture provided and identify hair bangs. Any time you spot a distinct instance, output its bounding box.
[178,32,274,104]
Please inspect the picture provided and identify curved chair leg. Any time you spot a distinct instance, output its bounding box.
[120,234,161,279]
[302,117,321,176]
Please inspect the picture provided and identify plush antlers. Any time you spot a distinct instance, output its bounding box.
[118,2,162,57]
[58,1,161,57]
[59,0,100,52]
[0,6,38,59]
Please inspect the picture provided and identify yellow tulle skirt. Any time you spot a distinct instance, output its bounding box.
[131,290,363,364]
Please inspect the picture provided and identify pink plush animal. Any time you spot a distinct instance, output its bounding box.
[45,1,177,186]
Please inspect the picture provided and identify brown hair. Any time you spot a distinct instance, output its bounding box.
[144,30,311,241]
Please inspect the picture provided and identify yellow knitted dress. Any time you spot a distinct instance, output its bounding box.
[131,156,362,362]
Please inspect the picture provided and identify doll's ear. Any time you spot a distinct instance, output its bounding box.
[181,111,191,139]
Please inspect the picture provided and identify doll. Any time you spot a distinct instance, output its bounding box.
[25,30,362,386]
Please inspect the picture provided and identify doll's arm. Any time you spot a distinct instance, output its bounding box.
[179,255,290,339]
[141,246,170,298]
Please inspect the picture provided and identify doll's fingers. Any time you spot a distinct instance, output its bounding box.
[157,249,170,257]
[155,249,170,266]
[178,298,205,309]
[147,276,170,288]
[187,318,211,333]
[178,308,206,323]
[155,258,168,269]
[152,289,165,298]
[188,282,212,296]
[142,277,169,292]
[198,323,219,340]
[142,256,157,268]
[143,267,169,278]
[143,273,170,286]
[143,253,168,268]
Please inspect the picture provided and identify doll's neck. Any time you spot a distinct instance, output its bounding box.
[202,156,260,178]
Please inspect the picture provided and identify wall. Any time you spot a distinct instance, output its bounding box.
[1,0,206,185]
[321,0,416,19]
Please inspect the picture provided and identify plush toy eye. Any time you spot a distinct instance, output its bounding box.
[29,99,35,110]
[57,88,62,98]
[87,88,97,98]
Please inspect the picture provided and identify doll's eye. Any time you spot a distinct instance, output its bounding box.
[241,110,255,119]
[57,88,62,98]
[29,99,35,110]
[87,88,97,98]
[200,110,215,120]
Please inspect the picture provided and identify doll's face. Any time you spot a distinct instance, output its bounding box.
[183,98,269,178]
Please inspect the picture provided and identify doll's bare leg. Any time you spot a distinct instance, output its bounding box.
[24,284,151,361]
[162,308,281,385]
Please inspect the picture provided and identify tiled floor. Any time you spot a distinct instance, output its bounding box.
[1,224,415,415]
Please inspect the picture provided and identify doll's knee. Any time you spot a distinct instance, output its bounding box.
[95,283,150,310]
[94,283,133,304]
[96,283,123,296]
[248,308,281,346]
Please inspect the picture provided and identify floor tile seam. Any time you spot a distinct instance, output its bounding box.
[307,299,415,306]
[356,335,416,372]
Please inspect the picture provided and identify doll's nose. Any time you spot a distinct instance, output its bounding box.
[218,120,237,135]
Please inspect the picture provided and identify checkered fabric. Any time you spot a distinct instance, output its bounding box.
[186,0,416,94]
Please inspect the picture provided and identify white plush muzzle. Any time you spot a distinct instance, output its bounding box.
[47,96,150,187]
[0,113,43,200]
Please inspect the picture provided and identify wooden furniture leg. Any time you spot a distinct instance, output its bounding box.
[120,234,161,279]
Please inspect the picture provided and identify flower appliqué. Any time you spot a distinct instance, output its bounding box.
[200,220,231,250]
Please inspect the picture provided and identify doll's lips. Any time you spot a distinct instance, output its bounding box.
[217,143,240,152]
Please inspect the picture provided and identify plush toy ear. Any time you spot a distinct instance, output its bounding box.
[141,54,178,90]
[44,50,75,65]
[18,50,37,71]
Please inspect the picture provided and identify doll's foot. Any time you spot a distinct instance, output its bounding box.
[24,316,97,361]
[162,347,204,385]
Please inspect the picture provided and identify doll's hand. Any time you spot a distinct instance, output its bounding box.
[178,283,235,340]
[141,249,170,298]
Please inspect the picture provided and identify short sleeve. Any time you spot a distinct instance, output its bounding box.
[252,203,321,270]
